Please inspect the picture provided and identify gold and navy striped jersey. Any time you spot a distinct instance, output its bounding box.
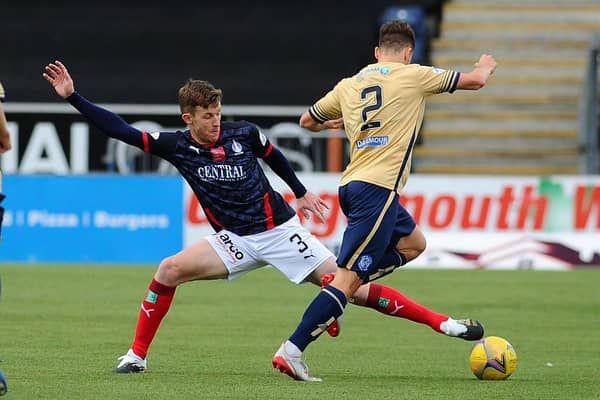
[309,62,459,192]
[0,82,5,102]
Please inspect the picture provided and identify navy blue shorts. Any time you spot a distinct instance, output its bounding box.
[336,181,416,283]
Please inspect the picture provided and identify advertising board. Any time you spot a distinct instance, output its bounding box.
[0,176,182,263]
[184,174,600,270]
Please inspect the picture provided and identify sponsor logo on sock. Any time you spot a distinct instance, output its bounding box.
[378,297,390,308]
[146,290,158,304]
[141,303,155,318]
[390,301,405,315]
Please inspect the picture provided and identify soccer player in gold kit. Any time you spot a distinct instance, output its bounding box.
[273,20,497,381]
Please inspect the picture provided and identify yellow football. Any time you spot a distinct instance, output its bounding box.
[469,336,517,380]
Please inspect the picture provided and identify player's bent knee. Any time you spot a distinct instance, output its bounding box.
[410,230,427,253]
[402,245,425,263]
[348,284,369,306]
[413,238,427,257]
[397,231,426,262]
[330,269,362,299]
[156,256,185,286]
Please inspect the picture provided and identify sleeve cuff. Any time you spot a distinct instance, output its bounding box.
[448,72,460,93]
[308,106,327,124]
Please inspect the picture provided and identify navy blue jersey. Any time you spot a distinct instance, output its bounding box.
[141,121,296,235]
[65,92,303,236]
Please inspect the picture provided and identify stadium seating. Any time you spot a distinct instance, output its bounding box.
[414,0,600,175]
[1,2,439,105]
[378,5,429,65]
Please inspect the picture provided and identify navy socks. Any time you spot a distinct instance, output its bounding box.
[289,285,347,351]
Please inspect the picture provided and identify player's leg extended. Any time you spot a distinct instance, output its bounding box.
[312,228,483,340]
[314,247,411,337]
[280,182,394,354]
[272,267,352,382]
[114,239,229,373]
[285,183,395,349]
[310,232,413,336]
[312,247,411,337]
[350,224,483,340]
[134,239,229,355]
[353,224,445,328]
[351,281,483,339]
[289,182,398,351]
[274,182,394,381]
[253,215,347,338]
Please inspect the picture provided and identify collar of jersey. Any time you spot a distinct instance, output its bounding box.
[188,127,223,148]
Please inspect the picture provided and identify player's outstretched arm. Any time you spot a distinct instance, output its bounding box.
[42,60,149,150]
[299,112,344,132]
[456,54,497,90]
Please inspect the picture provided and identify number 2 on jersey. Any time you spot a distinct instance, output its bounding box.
[360,85,383,132]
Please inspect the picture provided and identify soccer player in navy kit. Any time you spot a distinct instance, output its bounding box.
[273,21,497,381]
[44,60,488,377]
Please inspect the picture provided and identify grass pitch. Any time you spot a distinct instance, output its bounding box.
[0,265,599,399]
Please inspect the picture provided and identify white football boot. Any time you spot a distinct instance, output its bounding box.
[441,318,484,341]
[272,343,322,382]
[113,349,147,373]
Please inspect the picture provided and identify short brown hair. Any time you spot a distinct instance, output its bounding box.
[178,79,222,114]
[378,20,415,53]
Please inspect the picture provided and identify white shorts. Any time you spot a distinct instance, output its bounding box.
[206,215,334,284]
